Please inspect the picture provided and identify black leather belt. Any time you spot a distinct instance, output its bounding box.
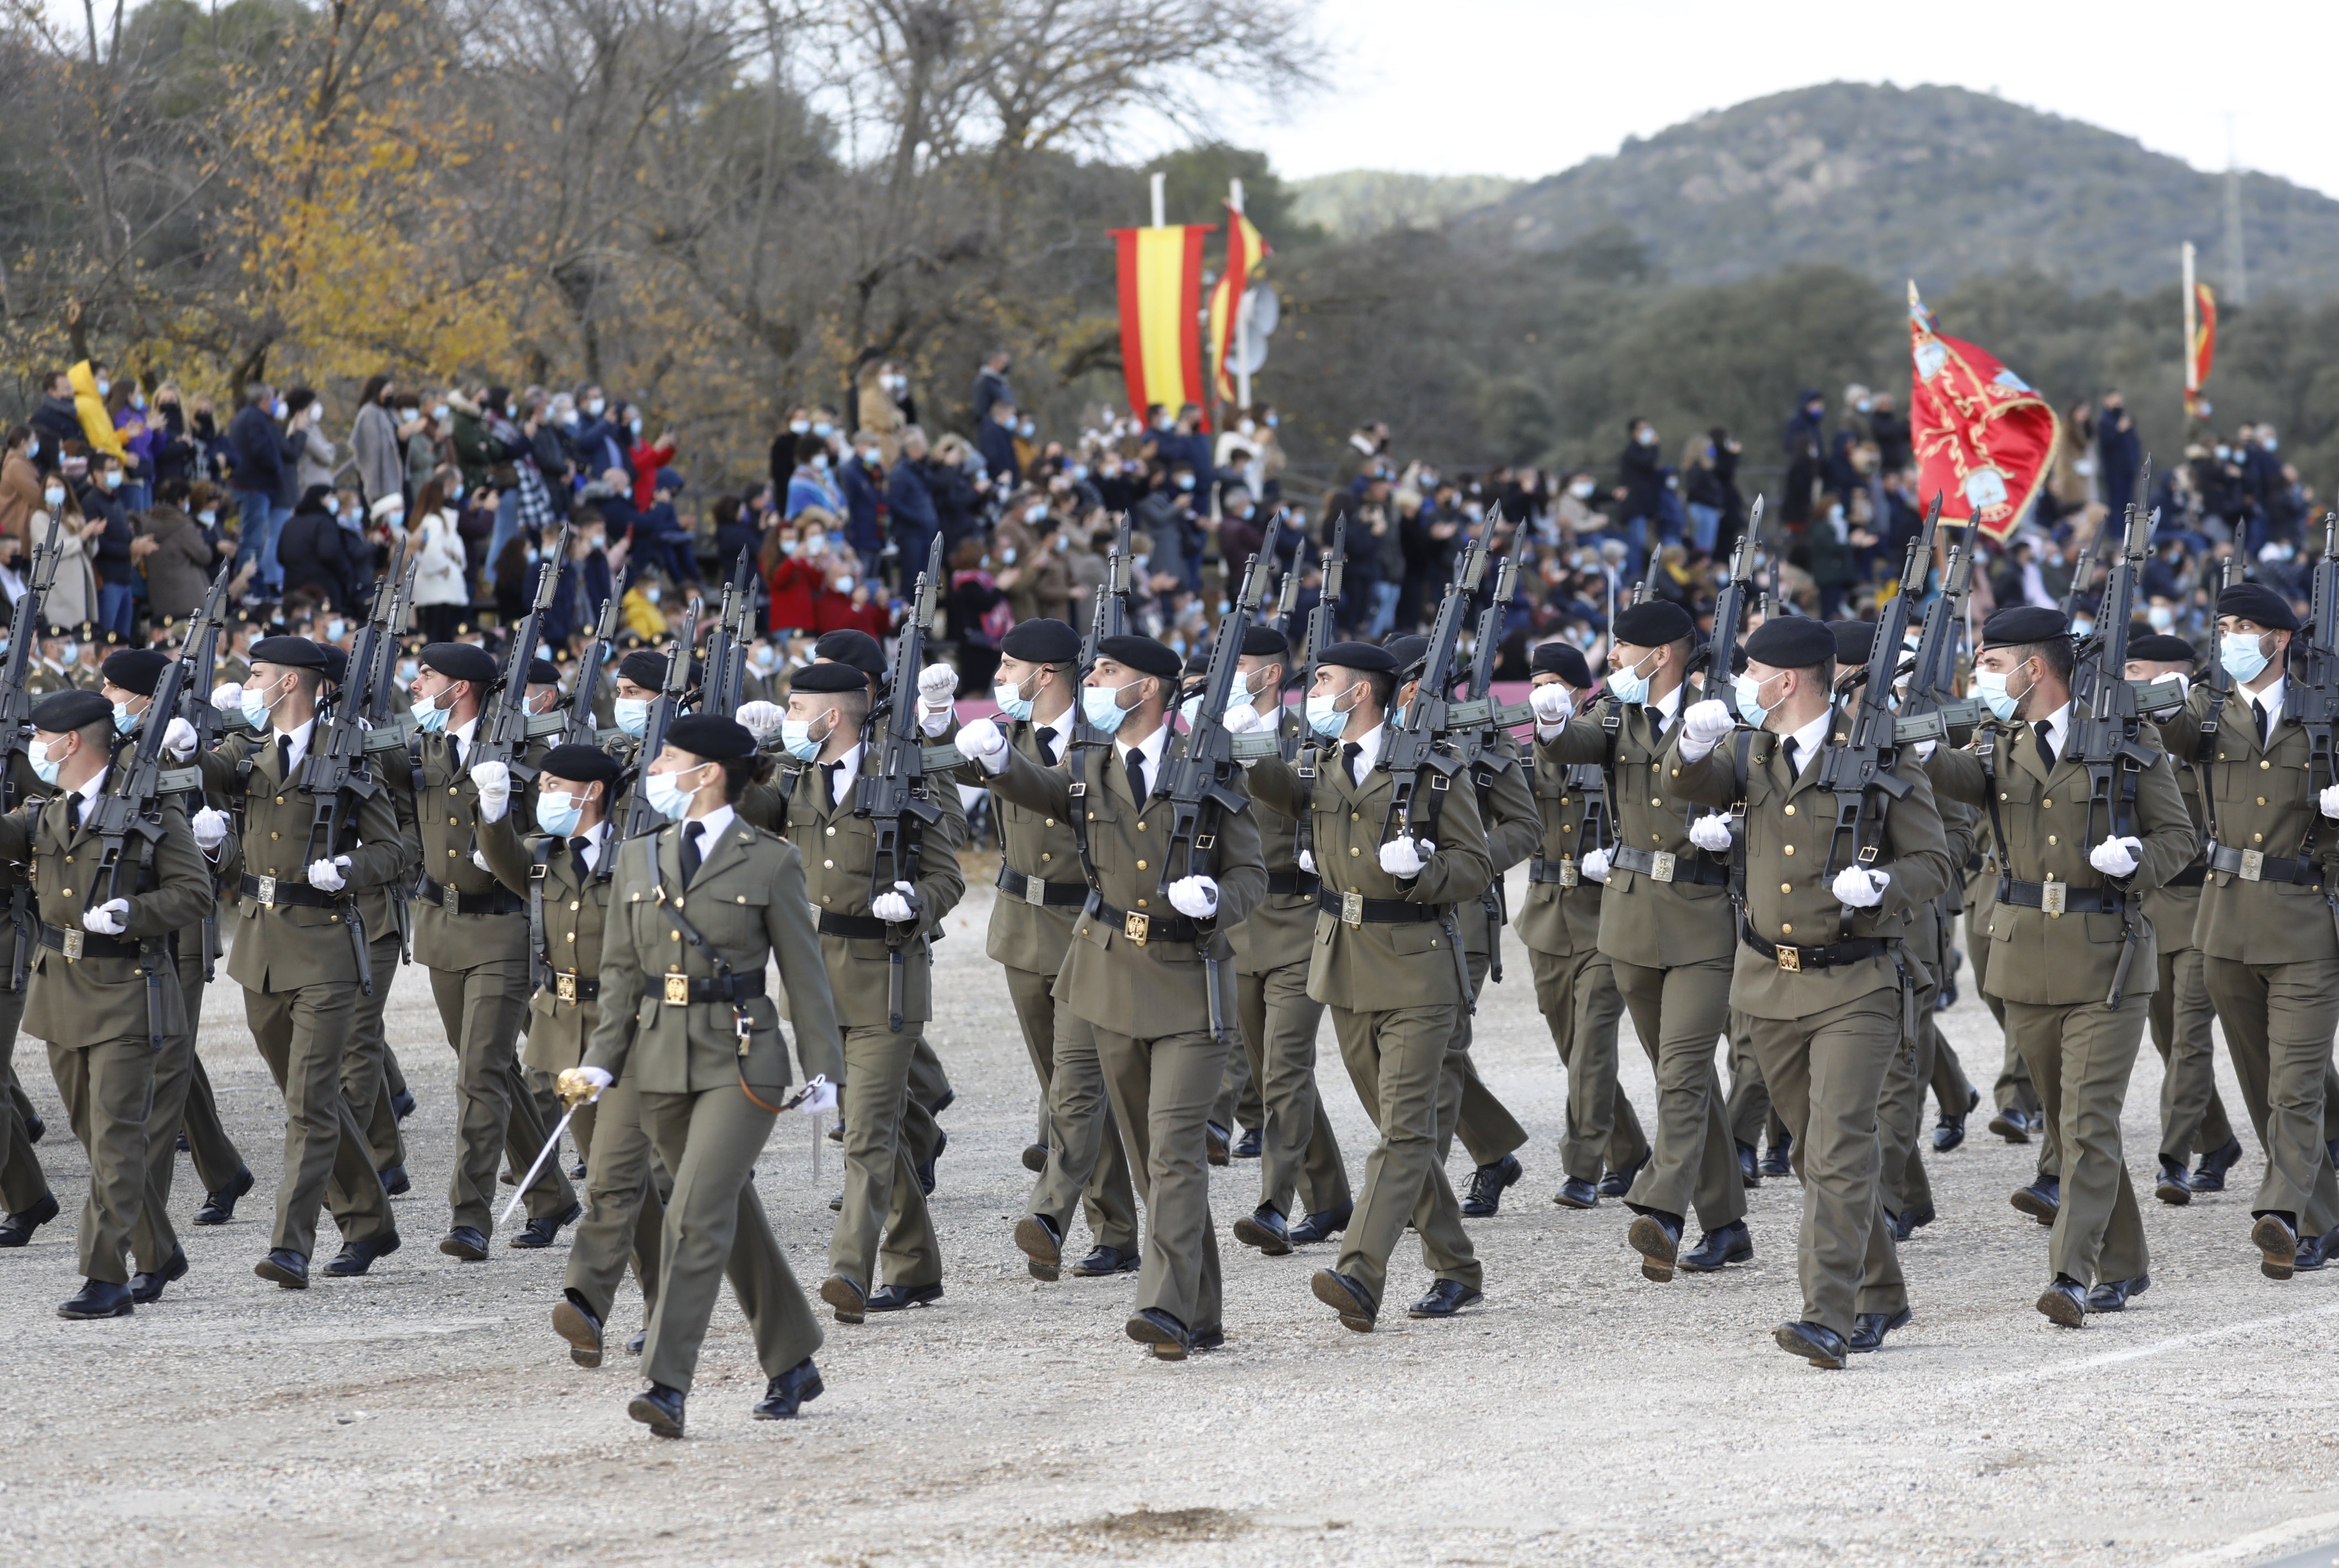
[1527,856,1583,886]
[36,922,141,960]
[2165,863,2207,890]
[1610,845,1728,887]
[1740,922,1889,972]
[418,874,526,917]
[1995,876,2124,914]
[817,912,893,939]
[995,866,1088,908]
[2205,843,2324,887]
[1266,870,1322,897]
[544,969,600,1003]
[1316,888,1440,925]
[1082,891,1199,947]
[238,872,340,909]
[651,969,767,1005]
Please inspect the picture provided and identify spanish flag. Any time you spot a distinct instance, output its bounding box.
[2186,281,2216,417]
[1111,224,1213,426]
[1208,204,1272,403]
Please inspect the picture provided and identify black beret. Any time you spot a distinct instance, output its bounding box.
[100,649,169,697]
[526,657,561,688]
[1240,624,1290,658]
[1000,618,1081,664]
[1979,606,2072,649]
[2128,634,2198,665]
[1744,616,1837,669]
[617,650,668,688]
[1096,634,1182,681]
[1315,640,1399,676]
[250,634,331,671]
[31,689,110,732]
[538,743,624,786]
[1828,619,1875,668]
[418,640,499,684]
[789,662,867,694]
[665,714,756,761]
[1613,600,1694,647]
[2218,582,2303,632]
[317,644,349,687]
[1531,641,1593,688]
[1181,648,1210,678]
[813,629,885,677]
[1383,635,1429,675]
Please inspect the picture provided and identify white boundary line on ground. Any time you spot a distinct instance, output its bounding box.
[2156,1509,2339,1568]
[1964,1299,2339,1394]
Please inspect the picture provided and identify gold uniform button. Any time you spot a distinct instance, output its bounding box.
[62,855,72,864]
[1784,805,1795,816]
[565,931,576,942]
[448,849,457,858]
[2220,752,2229,760]
[1137,822,1147,832]
[826,826,836,836]
[1651,833,1661,843]
[2001,792,2009,800]
[1350,847,1361,857]
[1780,883,1791,893]
[1783,844,1795,855]
[1781,922,1793,934]
[569,900,579,911]
[1672,768,1680,778]
[274,796,284,806]
[1350,812,1360,822]
[1045,817,1055,827]
[1136,859,1148,870]
[449,817,459,826]
[1561,825,1573,833]
[2042,799,2052,809]
[2262,760,2273,770]
[823,859,833,869]
[1651,797,1662,807]
[2254,833,2264,843]
[1041,852,1053,861]
[2258,797,2268,806]
[736,896,746,903]
[270,832,280,841]
[1650,763,1659,773]
[1560,795,1571,805]
[449,786,459,796]
[821,895,831,904]
[1136,897,1149,908]
[2047,835,2057,845]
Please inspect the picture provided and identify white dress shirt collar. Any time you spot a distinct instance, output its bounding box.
[2245,677,2285,743]
[686,803,736,845]
[1782,710,1829,774]
[1345,722,1385,785]
[273,716,317,772]
[820,741,865,807]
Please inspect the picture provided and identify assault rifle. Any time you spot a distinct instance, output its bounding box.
[0,514,61,988]
[1379,528,1487,843]
[1069,517,1132,756]
[1446,545,1530,769]
[295,557,394,996]
[563,595,620,748]
[700,548,756,717]
[1688,514,1760,699]
[2288,520,2339,949]
[471,522,569,779]
[618,602,697,842]
[2059,537,2098,624]
[363,548,418,731]
[854,534,946,1033]
[1151,515,1280,1048]
[1894,518,1979,745]
[2061,491,2163,1007]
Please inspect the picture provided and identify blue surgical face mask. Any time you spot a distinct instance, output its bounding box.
[2147,604,2174,631]
[413,691,451,732]
[645,766,698,821]
[2221,632,2271,684]
[613,697,650,737]
[1179,694,1203,729]
[242,683,280,732]
[397,658,419,685]
[1304,689,1350,738]
[2071,616,2094,639]
[325,619,346,641]
[29,736,63,787]
[535,791,584,837]
[1733,672,1776,728]
[1607,651,1657,706]
[112,700,140,735]
[779,717,823,762]
[1080,682,1136,735]
[993,678,1034,722]
[1974,667,2022,722]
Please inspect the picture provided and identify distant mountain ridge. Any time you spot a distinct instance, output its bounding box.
[1415,82,2339,299]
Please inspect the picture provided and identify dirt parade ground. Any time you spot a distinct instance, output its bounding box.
[5,868,2338,1568]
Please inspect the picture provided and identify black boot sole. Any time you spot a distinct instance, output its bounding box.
[1012,1216,1061,1282]
[553,1300,604,1368]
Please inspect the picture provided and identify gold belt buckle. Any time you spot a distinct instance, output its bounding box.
[556,971,578,1003]
[1650,851,1677,883]
[663,972,691,1005]
[1122,910,1150,945]
[254,875,278,908]
[2041,881,2067,916]
[1558,859,1580,889]
[60,928,83,961]
[1341,890,1365,926]
[2240,849,2266,881]
[1775,943,1801,972]
[1024,875,1048,907]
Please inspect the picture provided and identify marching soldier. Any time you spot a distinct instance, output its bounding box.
[1527,599,1751,1280]
[198,637,406,1286]
[1667,616,1952,1365]
[566,714,844,1436]
[773,661,966,1322]
[1213,626,1354,1257]
[2156,584,2339,1274]
[956,633,1267,1359]
[3,690,212,1317]
[0,785,60,1252]
[945,618,1141,1277]
[1927,606,2195,1321]
[2124,630,2241,1204]
[401,641,578,1257]
[1240,641,1491,1331]
[1516,641,1650,1210]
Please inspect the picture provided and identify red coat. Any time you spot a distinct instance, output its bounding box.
[629,438,677,508]
[764,555,824,633]
[812,589,889,637]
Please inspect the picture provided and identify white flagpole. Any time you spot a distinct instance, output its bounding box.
[2182,240,2198,418]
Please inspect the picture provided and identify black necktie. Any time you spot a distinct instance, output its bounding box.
[821,761,843,808]
[277,733,294,780]
[570,835,592,881]
[1124,747,1147,804]
[1783,737,1800,776]
[2253,699,2270,745]
[1342,741,1363,785]
[450,734,464,772]
[1036,727,1058,766]
[64,793,80,833]
[2035,724,2056,770]
[678,822,703,887]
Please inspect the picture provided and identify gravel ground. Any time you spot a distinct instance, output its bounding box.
[4,865,2337,1568]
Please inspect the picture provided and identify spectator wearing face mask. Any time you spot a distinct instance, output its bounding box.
[77,454,138,636]
[0,426,40,549]
[2097,389,2141,523]
[627,412,677,511]
[784,433,840,520]
[925,434,984,562]
[406,475,471,642]
[1613,417,1664,559]
[350,374,404,510]
[570,387,628,482]
[225,381,287,592]
[1555,469,1609,544]
[996,492,1072,626]
[29,369,83,474]
[403,391,448,496]
[979,399,1022,491]
[759,507,829,637]
[35,460,99,631]
[836,429,887,573]
[970,347,1013,429]
[857,358,913,466]
[276,483,369,615]
[810,550,887,637]
[131,475,222,621]
[887,426,940,586]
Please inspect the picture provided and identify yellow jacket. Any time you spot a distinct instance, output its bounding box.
[67,363,129,464]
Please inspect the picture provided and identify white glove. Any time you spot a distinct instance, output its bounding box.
[81,897,129,936]
[1687,813,1734,852]
[871,880,918,922]
[2321,784,2339,820]
[1221,700,1265,735]
[1530,683,1574,724]
[795,1073,838,1116]
[1831,866,1890,907]
[955,717,1009,772]
[2089,836,2143,879]
[210,682,243,713]
[736,700,784,741]
[917,663,958,709]
[471,848,492,871]
[306,856,348,892]
[190,807,229,851]
[1378,836,1431,878]
[557,1065,613,1107]
[1581,847,1611,884]
[468,759,511,823]
[161,716,197,759]
[1168,874,1219,919]
[1679,698,1736,762]
[1297,847,1316,874]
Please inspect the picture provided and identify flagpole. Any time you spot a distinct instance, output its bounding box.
[2182,240,2198,422]
[1229,177,1254,418]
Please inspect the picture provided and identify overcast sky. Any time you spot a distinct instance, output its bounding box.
[1238,0,2339,198]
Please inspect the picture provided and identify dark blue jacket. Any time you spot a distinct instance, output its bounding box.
[78,483,137,587]
[570,418,631,484]
[978,419,1020,490]
[837,456,883,553]
[887,458,937,535]
[226,403,284,492]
